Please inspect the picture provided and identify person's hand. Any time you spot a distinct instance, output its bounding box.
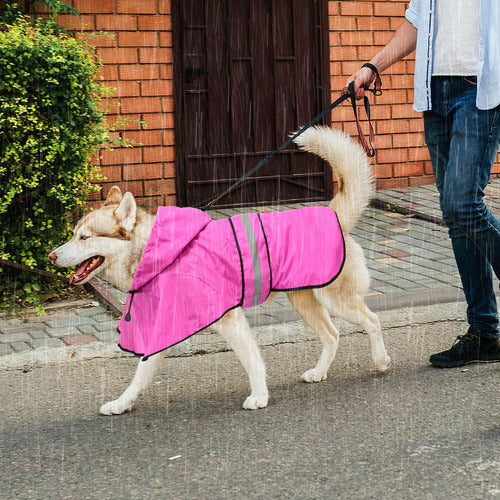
[346,66,377,99]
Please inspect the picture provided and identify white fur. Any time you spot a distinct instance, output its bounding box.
[49,126,390,415]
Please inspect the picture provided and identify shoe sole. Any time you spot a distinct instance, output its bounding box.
[430,357,500,368]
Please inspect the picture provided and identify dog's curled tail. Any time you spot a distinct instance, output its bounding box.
[293,126,374,234]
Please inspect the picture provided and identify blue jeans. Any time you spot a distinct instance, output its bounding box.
[424,76,500,339]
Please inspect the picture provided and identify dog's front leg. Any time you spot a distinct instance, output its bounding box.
[214,309,269,410]
[100,351,165,415]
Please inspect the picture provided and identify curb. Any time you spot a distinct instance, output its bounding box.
[0,301,468,371]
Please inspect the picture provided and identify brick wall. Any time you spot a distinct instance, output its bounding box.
[57,0,498,207]
[58,0,175,210]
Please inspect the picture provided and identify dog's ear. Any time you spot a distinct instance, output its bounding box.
[104,186,123,206]
[114,192,137,232]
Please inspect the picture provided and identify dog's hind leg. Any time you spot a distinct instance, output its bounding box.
[214,308,269,410]
[99,351,166,415]
[317,289,391,373]
[287,290,340,383]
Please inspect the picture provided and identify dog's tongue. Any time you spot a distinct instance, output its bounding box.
[69,260,91,284]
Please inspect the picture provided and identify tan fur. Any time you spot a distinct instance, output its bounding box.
[49,126,390,414]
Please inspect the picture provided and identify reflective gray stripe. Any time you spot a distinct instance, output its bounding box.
[240,214,262,306]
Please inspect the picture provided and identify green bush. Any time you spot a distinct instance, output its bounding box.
[0,18,112,311]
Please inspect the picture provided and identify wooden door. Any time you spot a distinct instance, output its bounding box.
[173,0,331,208]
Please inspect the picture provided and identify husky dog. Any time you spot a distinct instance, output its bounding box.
[49,126,390,415]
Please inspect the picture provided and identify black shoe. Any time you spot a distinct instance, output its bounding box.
[429,327,500,368]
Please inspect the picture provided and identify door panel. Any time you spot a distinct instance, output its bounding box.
[173,0,331,208]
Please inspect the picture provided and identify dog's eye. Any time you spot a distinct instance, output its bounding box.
[80,235,90,241]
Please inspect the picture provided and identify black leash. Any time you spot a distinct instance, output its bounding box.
[199,75,382,211]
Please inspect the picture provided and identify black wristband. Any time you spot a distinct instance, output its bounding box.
[361,63,380,76]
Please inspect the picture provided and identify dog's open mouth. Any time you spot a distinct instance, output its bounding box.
[69,256,105,284]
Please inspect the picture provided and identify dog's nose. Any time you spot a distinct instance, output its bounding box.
[48,251,57,263]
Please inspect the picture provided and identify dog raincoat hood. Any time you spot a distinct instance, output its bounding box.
[118,206,345,360]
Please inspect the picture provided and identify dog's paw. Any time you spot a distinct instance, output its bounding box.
[242,393,269,410]
[376,356,391,373]
[99,399,133,415]
[300,368,327,383]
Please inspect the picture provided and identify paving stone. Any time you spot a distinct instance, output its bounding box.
[0,344,13,355]
[11,342,31,353]
[93,330,119,343]
[94,320,118,332]
[76,324,98,335]
[46,327,84,338]
[27,330,50,340]
[44,317,93,329]
[75,306,106,317]
[30,338,65,349]
[91,313,116,323]
[0,332,32,344]
[61,334,98,346]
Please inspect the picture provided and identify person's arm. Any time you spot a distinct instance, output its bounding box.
[347,19,418,97]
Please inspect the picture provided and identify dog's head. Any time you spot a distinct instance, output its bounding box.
[48,186,152,289]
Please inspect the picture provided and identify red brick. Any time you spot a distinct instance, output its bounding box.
[83,33,116,47]
[376,148,408,164]
[392,103,419,119]
[73,0,114,14]
[409,119,424,133]
[138,15,172,31]
[372,163,393,179]
[144,179,176,196]
[357,16,389,31]
[160,64,174,80]
[119,64,160,80]
[140,48,172,64]
[126,130,163,146]
[142,113,174,130]
[408,147,430,162]
[330,46,357,62]
[374,2,407,17]
[119,32,159,47]
[159,32,173,47]
[106,80,140,98]
[328,2,339,16]
[373,31,393,46]
[160,98,175,113]
[56,14,95,31]
[96,15,137,31]
[100,147,142,166]
[123,163,163,180]
[141,80,172,96]
[376,177,409,190]
[120,97,161,114]
[62,334,97,346]
[159,0,171,15]
[97,48,138,65]
[100,165,123,182]
[117,0,157,14]
[143,146,175,163]
[340,2,373,16]
[409,175,435,187]
[392,133,425,149]
[393,162,424,178]
[340,31,374,46]
[330,16,356,31]
[98,65,118,80]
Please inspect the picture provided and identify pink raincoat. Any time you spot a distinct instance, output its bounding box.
[117,206,345,359]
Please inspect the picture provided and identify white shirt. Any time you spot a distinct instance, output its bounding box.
[432,0,480,76]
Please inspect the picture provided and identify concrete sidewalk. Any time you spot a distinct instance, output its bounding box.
[2,179,500,367]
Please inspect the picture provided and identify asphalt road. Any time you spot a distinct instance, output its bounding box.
[1,318,499,499]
